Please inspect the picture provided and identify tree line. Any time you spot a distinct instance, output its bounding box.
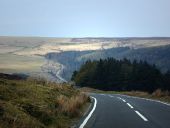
[71,58,170,92]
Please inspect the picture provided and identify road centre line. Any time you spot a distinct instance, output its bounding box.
[126,103,134,109]
[115,95,148,122]
[115,94,170,107]
[122,99,126,102]
[135,111,148,121]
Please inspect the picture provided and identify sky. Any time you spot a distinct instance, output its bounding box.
[0,0,170,37]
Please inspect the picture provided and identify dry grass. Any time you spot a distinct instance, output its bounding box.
[123,91,149,97]
[0,77,90,128]
[57,93,89,117]
[78,87,104,93]
[152,89,170,97]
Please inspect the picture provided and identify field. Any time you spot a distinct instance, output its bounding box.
[0,54,45,73]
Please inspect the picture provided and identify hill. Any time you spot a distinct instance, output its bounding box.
[78,44,170,72]
[0,74,89,128]
[1,36,170,82]
[46,44,170,81]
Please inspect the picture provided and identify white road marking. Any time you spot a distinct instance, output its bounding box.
[117,97,122,100]
[122,99,126,102]
[117,97,126,102]
[115,94,170,107]
[126,103,134,109]
[135,111,148,121]
[100,94,105,96]
[79,97,97,128]
[109,95,114,98]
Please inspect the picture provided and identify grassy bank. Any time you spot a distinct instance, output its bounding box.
[0,77,90,128]
[81,87,170,104]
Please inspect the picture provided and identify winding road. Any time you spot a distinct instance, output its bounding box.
[79,93,170,128]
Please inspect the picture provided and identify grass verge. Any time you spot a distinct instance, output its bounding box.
[0,77,90,128]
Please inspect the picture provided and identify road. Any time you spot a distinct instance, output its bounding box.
[79,93,170,128]
[41,60,67,83]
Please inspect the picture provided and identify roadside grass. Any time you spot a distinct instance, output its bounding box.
[57,93,90,118]
[0,77,90,128]
[80,87,170,104]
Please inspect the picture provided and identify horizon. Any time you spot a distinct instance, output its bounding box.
[1,36,170,38]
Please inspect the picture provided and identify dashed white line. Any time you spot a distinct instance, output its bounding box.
[115,94,170,107]
[111,95,149,122]
[109,95,114,98]
[135,111,148,121]
[122,99,126,102]
[117,97,122,100]
[117,97,126,103]
[79,96,97,128]
[126,103,134,109]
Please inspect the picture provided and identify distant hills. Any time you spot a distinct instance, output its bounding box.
[46,44,170,81]
[78,44,170,72]
[0,36,170,82]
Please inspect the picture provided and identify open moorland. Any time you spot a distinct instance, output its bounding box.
[1,36,170,82]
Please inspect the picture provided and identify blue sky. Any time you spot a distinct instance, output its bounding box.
[0,0,170,37]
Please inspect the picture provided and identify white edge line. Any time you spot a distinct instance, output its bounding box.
[126,103,134,108]
[135,111,148,121]
[79,96,97,128]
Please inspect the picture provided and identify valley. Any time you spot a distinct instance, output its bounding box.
[0,36,170,82]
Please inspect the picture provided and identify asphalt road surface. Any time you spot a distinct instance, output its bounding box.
[80,93,170,128]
